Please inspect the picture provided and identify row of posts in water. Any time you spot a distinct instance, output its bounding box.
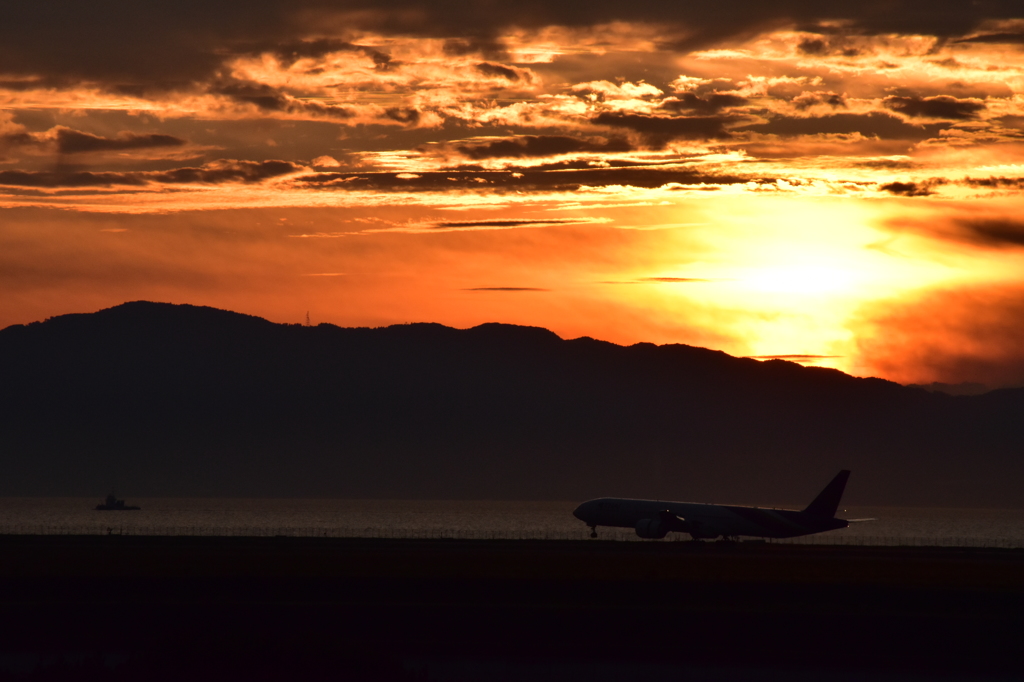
[0,525,1022,548]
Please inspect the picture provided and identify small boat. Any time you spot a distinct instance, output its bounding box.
[95,493,141,511]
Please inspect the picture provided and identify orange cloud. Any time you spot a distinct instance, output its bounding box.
[853,284,1024,387]
[4,3,1024,387]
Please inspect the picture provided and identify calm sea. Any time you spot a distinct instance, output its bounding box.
[1,498,1022,547]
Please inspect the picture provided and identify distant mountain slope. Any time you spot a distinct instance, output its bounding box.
[1,301,1021,506]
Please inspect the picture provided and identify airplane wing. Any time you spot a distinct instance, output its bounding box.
[656,510,690,532]
[656,510,725,538]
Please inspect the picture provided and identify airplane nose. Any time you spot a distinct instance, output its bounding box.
[572,503,588,522]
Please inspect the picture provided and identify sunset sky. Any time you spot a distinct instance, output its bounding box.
[4,1,1024,387]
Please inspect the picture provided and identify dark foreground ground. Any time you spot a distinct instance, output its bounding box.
[0,536,1022,681]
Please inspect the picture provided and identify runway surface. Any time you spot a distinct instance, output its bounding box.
[1,536,1021,680]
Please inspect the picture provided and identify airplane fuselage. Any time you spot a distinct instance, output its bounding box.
[573,497,849,540]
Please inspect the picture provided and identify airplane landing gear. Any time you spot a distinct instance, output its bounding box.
[589,526,598,539]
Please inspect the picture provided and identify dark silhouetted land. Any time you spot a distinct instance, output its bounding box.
[0,536,1021,679]
[2,301,1023,505]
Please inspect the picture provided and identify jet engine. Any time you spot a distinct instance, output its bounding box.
[685,519,721,540]
[635,516,669,539]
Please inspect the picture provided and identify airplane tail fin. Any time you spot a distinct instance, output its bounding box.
[802,470,850,518]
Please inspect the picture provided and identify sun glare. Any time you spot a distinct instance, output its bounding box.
[737,263,858,296]
[594,195,974,371]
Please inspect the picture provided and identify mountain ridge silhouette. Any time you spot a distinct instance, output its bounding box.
[2,301,1021,506]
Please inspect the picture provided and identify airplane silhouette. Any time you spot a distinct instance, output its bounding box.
[573,470,861,540]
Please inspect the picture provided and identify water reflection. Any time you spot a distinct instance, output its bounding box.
[0,498,1021,547]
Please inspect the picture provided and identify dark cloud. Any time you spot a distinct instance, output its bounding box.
[295,165,754,192]
[0,78,48,91]
[448,157,655,172]
[473,160,568,171]
[443,37,508,60]
[963,176,1024,189]
[0,132,40,149]
[950,219,1024,249]
[214,82,290,111]
[954,32,1024,44]
[55,128,187,154]
[658,93,748,114]
[0,170,147,188]
[0,2,296,88]
[454,135,633,160]
[601,277,713,284]
[996,116,1024,129]
[888,212,1024,249]
[152,160,301,184]
[384,107,421,124]
[212,81,355,118]
[740,112,939,140]
[878,181,934,196]
[0,160,301,188]
[857,158,918,170]
[475,62,519,81]
[796,37,861,57]
[464,287,549,291]
[791,3,1022,39]
[255,38,392,69]
[8,1,1019,89]
[883,95,986,120]
[433,218,591,229]
[791,91,846,110]
[797,38,828,55]
[592,112,731,141]
[2,127,188,156]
